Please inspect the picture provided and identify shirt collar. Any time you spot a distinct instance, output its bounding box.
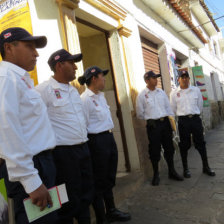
[145,87,160,94]
[177,85,193,92]
[1,61,28,77]
[49,76,72,91]
[86,88,104,97]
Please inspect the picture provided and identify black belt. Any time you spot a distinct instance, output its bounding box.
[88,130,112,136]
[147,116,168,123]
[178,114,199,119]
[55,142,86,150]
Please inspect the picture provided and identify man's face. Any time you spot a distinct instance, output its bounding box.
[6,41,39,71]
[146,76,158,88]
[60,60,78,82]
[178,75,190,88]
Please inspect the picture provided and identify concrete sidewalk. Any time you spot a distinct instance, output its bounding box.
[117,123,224,224]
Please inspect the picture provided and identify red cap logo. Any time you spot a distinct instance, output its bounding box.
[91,69,96,73]
[55,55,60,60]
[4,32,11,39]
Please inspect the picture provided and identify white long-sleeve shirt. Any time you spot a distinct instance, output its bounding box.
[170,86,203,116]
[80,88,114,134]
[36,77,88,145]
[0,61,56,194]
[136,87,174,120]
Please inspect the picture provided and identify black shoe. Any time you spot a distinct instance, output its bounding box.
[106,208,131,222]
[151,174,160,186]
[169,171,184,181]
[183,169,191,178]
[203,167,216,176]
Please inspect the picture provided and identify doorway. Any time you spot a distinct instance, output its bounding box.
[76,19,128,172]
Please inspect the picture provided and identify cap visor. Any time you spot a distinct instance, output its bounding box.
[21,36,47,48]
[154,74,161,78]
[179,74,189,78]
[102,69,109,76]
[71,53,83,62]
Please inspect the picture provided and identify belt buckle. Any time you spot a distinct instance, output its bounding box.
[109,130,112,133]
[188,115,193,118]
[160,117,164,121]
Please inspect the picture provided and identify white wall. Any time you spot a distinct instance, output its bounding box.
[29,0,63,84]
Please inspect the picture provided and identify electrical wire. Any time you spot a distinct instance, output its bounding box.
[178,15,224,33]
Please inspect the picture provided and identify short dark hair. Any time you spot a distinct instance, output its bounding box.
[0,41,19,59]
[0,45,5,59]
[78,73,99,86]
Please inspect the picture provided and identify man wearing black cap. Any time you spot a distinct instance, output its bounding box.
[36,49,94,224]
[0,27,58,223]
[79,66,131,224]
[170,70,215,178]
[136,70,183,186]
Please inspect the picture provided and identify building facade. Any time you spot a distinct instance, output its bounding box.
[1,0,224,212]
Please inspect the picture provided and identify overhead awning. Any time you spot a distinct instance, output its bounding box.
[141,0,206,48]
[190,0,219,36]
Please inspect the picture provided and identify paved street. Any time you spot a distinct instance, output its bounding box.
[118,123,224,224]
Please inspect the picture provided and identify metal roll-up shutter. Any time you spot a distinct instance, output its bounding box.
[141,37,163,89]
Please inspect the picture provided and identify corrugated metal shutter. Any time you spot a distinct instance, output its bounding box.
[141,37,163,89]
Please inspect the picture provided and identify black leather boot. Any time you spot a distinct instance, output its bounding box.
[152,173,160,186]
[183,169,191,178]
[151,161,160,186]
[169,170,184,181]
[106,208,131,222]
[203,166,216,176]
[166,158,183,181]
[180,148,191,178]
[198,148,216,177]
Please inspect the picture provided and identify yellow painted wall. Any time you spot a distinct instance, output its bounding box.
[79,33,114,91]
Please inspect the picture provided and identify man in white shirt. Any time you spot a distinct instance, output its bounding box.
[136,71,183,186]
[36,49,94,224]
[0,27,57,224]
[79,66,131,224]
[170,71,215,178]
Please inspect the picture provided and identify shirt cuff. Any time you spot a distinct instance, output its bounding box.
[20,174,42,194]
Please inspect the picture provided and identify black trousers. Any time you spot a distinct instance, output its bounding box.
[2,150,58,224]
[87,132,118,223]
[146,117,175,163]
[178,115,208,166]
[53,143,94,224]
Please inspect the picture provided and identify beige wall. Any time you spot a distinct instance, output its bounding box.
[79,34,114,91]
[79,32,127,172]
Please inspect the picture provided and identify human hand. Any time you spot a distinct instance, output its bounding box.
[29,184,53,211]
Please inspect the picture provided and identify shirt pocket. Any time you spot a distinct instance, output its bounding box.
[51,99,70,114]
[95,106,105,121]
[145,98,154,111]
[27,90,42,115]
[190,93,198,106]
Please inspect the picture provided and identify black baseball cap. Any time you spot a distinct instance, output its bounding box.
[0,27,47,49]
[144,70,161,80]
[48,49,82,71]
[178,70,189,78]
[78,66,109,85]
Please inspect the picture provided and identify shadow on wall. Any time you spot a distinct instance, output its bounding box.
[129,87,153,180]
[210,101,224,128]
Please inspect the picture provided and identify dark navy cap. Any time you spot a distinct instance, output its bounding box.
[178,70,189,78]
[84,66,109,80]
[144,70,161,80]
[0,27,47,49]
[78,66,109,85]
[48,49,82,70]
